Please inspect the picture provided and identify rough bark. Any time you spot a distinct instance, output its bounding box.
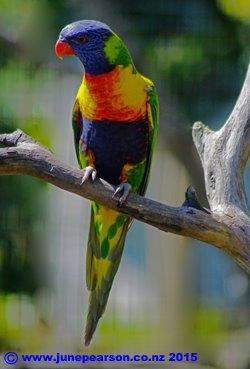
[0,65,249,273]
[192,63,250,272]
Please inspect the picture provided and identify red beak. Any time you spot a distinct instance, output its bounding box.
[55,39,74,59]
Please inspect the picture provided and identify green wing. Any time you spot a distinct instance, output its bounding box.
[142,84,159,194]
[136,84,159,196]
[72,99,82,167]
[72,98,90,169]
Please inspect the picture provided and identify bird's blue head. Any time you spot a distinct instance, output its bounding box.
[55,20,132,75]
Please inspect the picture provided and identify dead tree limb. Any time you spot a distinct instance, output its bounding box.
[0,65,249,273]
[192,63,250,272]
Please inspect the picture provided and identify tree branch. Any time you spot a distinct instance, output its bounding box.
[193,68,250,216]
[192,63,250,272]
[0,64,249,273]
[0,125,249,273]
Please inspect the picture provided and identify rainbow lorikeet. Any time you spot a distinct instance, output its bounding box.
[55,20,159,346]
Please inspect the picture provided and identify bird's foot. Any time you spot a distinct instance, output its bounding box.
[81,166,97,184]
[112,182,131,207]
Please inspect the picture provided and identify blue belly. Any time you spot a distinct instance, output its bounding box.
[80,117,149,185]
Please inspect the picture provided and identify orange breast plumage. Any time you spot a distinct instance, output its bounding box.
[77,64,153,122]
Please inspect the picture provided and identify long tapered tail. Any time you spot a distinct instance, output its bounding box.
[84,254,124,346]
[84,203,130,346]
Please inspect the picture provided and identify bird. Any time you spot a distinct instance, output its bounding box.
[55,20,159,346]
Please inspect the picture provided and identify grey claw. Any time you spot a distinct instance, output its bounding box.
[81,166,97,185]
[112,182,131,206]
[91,169,97,182]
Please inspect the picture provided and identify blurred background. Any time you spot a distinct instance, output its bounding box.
[0,0,249,368]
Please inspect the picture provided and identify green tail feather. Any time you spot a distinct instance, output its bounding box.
[84,204,130,346]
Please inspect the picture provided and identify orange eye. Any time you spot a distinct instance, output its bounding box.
[76,35,88,43]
